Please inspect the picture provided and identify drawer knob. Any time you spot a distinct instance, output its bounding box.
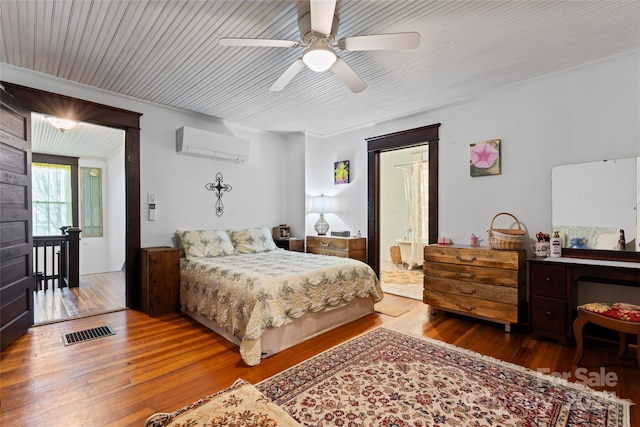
[456,302,476,311]
[456,272,476,279]
[320,242,330,247]
[545,277,553,284]
[456,286,476,295]
[545,311,553,318]
[456,255,477,263]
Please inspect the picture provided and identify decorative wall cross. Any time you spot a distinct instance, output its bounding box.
[205,172,232,217]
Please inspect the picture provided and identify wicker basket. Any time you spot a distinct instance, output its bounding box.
[390,245,402,266]
[487,212,526,250]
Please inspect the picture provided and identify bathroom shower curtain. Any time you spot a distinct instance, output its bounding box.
[402,161,429,267]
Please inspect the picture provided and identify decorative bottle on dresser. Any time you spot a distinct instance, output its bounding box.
[550,231,562,258]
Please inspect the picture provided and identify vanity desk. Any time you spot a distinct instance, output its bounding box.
[528,256,640,347]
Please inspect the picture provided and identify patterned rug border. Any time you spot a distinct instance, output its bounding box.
[256,327,633,420]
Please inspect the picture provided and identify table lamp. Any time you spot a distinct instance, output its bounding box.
[311,195,332,235]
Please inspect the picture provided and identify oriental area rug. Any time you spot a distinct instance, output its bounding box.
[144,378,299,427]
[257,328,631,427]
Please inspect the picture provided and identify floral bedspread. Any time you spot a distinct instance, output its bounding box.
[180,249,382,365]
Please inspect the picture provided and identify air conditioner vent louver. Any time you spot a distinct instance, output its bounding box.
[176,126,250,163]
[62,325,115,346]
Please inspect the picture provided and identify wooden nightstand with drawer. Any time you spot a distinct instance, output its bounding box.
[423,245,527,332]
[140,246,180,317]
[306,236,366,262]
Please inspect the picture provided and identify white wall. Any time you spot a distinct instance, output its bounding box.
[1,64,294,251]
[304,131,371,237]
[379,148,414,260]
[69,146,126,275]
[305,53,640,303]
[105,146,126,272]
[284,133,306,239]
[306,54,640,249]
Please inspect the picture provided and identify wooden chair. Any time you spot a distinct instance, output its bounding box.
[573,303,640,368]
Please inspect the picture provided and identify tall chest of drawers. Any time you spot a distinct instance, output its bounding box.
[423,245,527,332]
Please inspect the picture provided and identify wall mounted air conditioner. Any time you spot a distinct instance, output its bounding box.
[176,126,250,163]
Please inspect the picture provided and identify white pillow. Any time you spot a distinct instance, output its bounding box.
[227,226,277,254]
[176,229,235,260]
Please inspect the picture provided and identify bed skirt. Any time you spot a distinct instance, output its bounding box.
[182,295,375,359]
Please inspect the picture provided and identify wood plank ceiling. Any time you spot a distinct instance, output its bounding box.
[1,0,639,137]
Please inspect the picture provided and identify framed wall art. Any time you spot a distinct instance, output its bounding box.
[470,139,501,177]
[334,160,350,184]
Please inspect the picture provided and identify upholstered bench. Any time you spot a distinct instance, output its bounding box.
[573,302,640,368]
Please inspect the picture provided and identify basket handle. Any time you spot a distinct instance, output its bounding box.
[489,212,522,231]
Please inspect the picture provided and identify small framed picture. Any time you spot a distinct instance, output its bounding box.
[334,160,350,184]
[470,139,501,177]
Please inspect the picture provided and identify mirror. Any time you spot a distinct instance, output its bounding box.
[552,157,639,262]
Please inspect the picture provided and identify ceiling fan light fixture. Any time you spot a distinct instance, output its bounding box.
[47,116,77,132]
[302,45,337,72]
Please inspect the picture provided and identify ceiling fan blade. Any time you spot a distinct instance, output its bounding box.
[330,57,367,93]
[219,38,299,48]
[310,0,336,35]
[269,59,306,92]
[338,32,420,51]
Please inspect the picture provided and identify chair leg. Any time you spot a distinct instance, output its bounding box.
[636,333,640,369]
[616,332,627,359]
[573,313,588,366]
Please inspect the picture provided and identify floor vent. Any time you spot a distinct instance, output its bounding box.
[63,325,115,346]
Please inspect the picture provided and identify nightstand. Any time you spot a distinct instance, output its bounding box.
[306,236,366,262]
[140,246,180,316]
[274,238,304,252]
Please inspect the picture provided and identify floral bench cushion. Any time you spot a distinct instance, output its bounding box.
[579,302,640,323]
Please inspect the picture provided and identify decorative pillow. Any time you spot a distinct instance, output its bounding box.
[175,229,235,260]
[579,302,640,323]
[227,226,277,254]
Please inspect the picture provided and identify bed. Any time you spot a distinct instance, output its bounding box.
[176,227,383,366]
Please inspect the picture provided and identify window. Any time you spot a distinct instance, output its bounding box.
[80,167,103,237]
[32,163,73,235]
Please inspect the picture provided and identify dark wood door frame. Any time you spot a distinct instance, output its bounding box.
[366,124,441,276]
[1,82,143,310]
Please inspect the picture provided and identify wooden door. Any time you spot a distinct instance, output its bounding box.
[0,88,34,350]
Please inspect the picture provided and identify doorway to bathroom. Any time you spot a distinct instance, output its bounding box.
[379,146,427,299]
[365,123,440,301]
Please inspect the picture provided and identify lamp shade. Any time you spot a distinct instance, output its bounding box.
[302,45,337,72]
[47,116,77,131]
[311,195,332,213]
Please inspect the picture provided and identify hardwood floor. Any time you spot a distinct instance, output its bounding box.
[34,271,126,324]
[2,293,638,427]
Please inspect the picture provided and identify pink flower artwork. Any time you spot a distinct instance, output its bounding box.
[470,139,501,176]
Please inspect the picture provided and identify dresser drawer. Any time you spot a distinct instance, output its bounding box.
[424,245,525,270]
[423,290,517,323]
[530,263,567,299]
[306,236,366,262]
[531,296,567,334]
[424,276,518,305]
[306,236,365,252]
[424,261,521,287]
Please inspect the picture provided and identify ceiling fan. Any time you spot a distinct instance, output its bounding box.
[219,0,420,93]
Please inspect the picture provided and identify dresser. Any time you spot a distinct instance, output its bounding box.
[140,246,180,316]
[306,236,366,262]
[423,245,527,332]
